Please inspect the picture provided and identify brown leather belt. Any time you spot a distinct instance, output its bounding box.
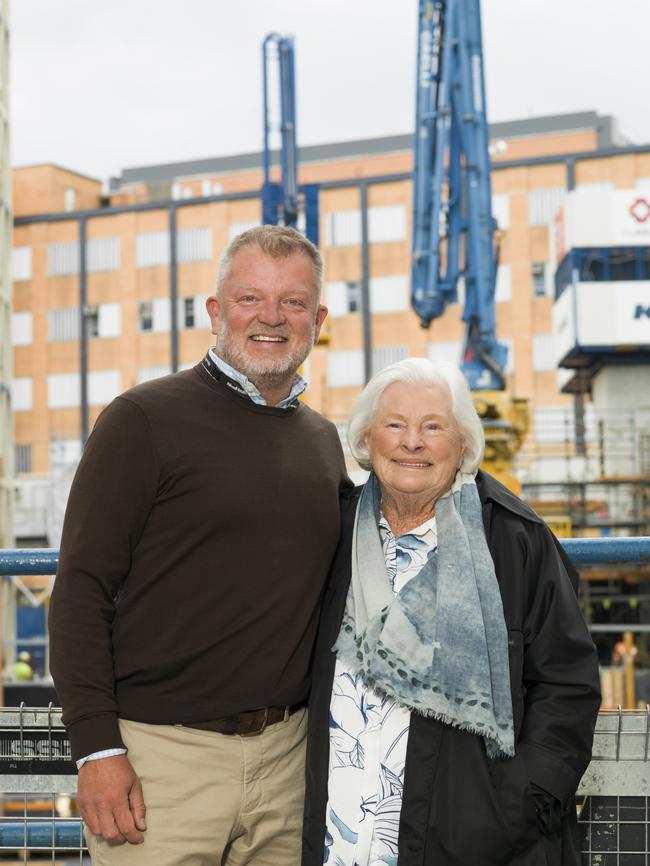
[181,701,306,737]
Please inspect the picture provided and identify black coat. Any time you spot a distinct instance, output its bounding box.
[302,471,601,866]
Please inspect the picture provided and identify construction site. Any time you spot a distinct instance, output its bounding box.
[0,0,649,862]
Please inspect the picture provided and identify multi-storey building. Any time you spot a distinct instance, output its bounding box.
[10,110,650,544]
[0,0,12,547]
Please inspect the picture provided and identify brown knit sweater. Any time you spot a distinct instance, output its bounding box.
[49,362,349,761]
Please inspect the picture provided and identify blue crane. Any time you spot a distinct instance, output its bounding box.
[411,0,507,390]
[261,34,319,245]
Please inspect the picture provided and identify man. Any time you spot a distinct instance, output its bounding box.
[49,226,351,865]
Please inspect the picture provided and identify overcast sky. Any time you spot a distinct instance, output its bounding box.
[9,0,650,182]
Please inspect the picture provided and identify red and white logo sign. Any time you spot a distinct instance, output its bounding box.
[629,197,650,223]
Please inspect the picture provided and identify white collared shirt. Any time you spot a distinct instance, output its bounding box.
[208,349,307,407]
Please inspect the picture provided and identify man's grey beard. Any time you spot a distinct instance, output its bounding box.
[215,321,316,386]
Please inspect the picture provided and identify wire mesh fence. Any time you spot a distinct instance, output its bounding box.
[0,706,84,863]
[0,705,648,862]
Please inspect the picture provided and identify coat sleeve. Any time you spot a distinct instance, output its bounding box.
[48,396,159,761]
[517,521,601,806]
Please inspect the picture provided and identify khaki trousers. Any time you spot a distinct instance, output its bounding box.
[85,708,307,866]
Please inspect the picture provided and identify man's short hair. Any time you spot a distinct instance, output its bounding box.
[217,225,323,299]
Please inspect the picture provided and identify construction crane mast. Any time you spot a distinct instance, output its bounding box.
[412,0,526,487]
[261,33,319,245]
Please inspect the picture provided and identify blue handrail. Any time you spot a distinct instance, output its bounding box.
[1,537,649,576]
[0,820,83,848]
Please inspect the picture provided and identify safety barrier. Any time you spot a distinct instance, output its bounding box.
[1,538,649,863]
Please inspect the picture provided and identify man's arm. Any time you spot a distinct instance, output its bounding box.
[49,395,159,843]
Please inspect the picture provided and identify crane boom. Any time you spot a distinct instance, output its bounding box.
[412,0,506,390]
[261,34,319,244]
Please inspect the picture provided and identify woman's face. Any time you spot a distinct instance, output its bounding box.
[364,381,466,501]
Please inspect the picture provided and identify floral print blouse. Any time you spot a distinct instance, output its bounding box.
[324,513,438,866]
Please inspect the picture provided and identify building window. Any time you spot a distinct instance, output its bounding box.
[327,350,364,388]
[527,187,566,227]
[368,205,407,243]
[533,334,556,372]
[12,247,32,281]
[428,341,461,365]
[138,366,172,383]
[63,187,76,212]
[179,295,205,330]
[531,262,547,298]
[50,440,83,465]
[347,282,361,313]
[15,445,32,475]
[228,221,258,241]
[47,373,80,409]
[85,305,99,338]
[87,237,121,272]
[99,303,121,338]
[335,423,351,457]
[326,280,362,317]
[492,193,509,231]
[177,227,212,263]
[139,299,170,333]
[88,370,121,405]
[371,345,408,376]
[324,210,362,248]
[139,301,154,332]
[495,265,512,302]
[48,308,80,342]
[182,297,195,329]
[136,231,170,268]
[82,303,121,339]
[370,274,409,313]
[11,378,32,412]
[48,242,80,277]
[11,312,32,346]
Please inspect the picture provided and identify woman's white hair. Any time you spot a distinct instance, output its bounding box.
[348,357,485,473]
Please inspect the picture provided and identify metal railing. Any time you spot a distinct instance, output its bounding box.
[0,538,649,863]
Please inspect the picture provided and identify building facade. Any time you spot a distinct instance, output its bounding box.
[0,0,12,547]
[10,110,650,543]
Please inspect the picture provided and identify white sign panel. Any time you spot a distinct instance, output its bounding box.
[553,189,650,261]
[553,280,650,366]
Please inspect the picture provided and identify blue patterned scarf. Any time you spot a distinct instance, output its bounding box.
[334,471,515,758]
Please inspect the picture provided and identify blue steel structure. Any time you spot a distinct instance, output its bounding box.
[412,0,507,390]
[261,34,319,245]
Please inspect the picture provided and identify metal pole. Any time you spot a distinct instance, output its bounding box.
[79,217,89,445]
[566,157,576,191]
[360,182,372,384]
[169,205,179,372]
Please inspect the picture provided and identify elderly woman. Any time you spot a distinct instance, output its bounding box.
[302,359,600,866]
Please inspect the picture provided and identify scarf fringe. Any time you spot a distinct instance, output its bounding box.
[337,649,514,759]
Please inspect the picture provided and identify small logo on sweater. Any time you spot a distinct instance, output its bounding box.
[226,381,248,397]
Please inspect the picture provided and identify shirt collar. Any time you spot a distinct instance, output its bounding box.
[379,512,438,543]
[208,349,307,409]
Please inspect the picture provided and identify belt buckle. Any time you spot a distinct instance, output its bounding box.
[241,706,269,737]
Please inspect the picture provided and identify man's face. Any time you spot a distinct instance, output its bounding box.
[206,246,328,384]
